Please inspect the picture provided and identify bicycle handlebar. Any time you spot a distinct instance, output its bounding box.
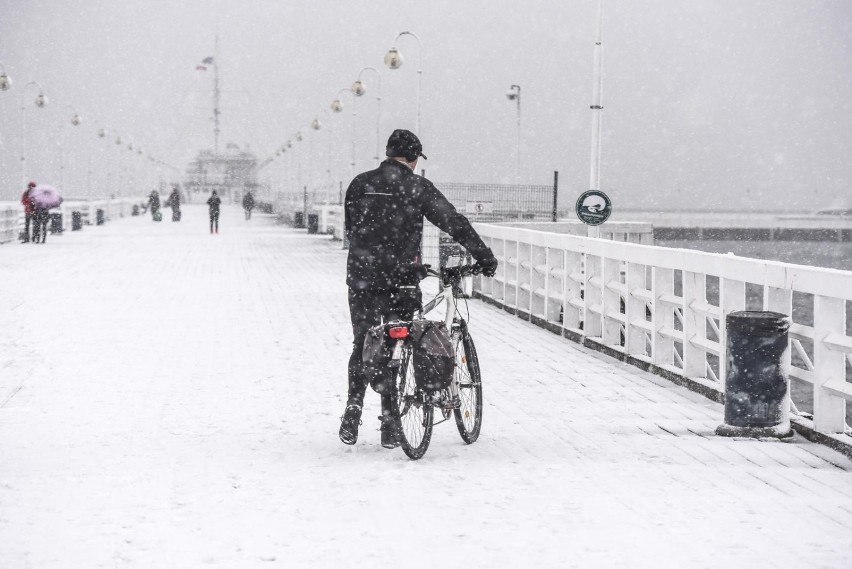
[424,263,484,286]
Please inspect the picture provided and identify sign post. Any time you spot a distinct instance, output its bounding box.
[575,189,612,237]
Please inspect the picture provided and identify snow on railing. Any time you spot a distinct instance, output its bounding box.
[0,198,144,244]
[472,223,852,438]
[0,203,18,244]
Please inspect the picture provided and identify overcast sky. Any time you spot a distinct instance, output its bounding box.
[1,0,851,211]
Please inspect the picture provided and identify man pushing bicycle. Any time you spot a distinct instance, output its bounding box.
[340,129,498,449]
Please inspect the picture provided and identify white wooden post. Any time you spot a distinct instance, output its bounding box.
[719,278,746,391]
[682,271,707,378]
[626,262,648,357]
[505,238,519,310]
[813,295,847,433]
[530,244,547,320]
[545,248,564,325]
[764,285,793,414]
[564,250,583,331]
[493,238,506,304]
[602,257,622,347]
[517,242,533,318]
[585,254,603,339]
[653,267,674,367]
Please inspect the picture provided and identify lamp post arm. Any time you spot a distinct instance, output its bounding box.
[392,31,423,134]
[20,80,47,190]
[336,88,357,179]
[357,66,383,164]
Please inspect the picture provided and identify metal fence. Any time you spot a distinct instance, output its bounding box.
[424,181,557,265]
[436,182,556,222]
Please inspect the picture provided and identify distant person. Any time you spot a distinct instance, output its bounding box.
[148,190,161,221]
[31,203,49,244]
[242,191,255,220]
[165,186,181,222]
[20,181,36,243]
[207,190,221,234]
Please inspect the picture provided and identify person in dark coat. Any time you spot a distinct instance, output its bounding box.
[207,190,221,234]
[338,129,498,448]
[31,204,50,244]
[165,186,181,222]
[242,191,255,220]
[20,181,36,242]
[147,190,161,221]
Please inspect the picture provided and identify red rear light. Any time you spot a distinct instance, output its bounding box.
[389,326,409,339]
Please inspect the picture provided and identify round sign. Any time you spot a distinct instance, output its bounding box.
[575,190,612,226]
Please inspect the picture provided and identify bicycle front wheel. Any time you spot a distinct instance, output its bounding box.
[453,328,483,443]
[396,345,434,460]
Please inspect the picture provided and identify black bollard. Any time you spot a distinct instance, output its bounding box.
[49,213,63,234]
[71,211,83,231]
[716,311,792,438]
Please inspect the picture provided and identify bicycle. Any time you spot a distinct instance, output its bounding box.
[383,260,485,460]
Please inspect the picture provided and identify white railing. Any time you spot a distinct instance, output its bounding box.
[316,205,344,237]
[0,198,145,243]
[0,204,18,244]
[473,223,852,438]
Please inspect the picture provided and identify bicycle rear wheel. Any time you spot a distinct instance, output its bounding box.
[396,345,434,459]
[453,328,483,443]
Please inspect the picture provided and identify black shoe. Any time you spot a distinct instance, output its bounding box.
[339,405,362,445]
[379,415,401,449]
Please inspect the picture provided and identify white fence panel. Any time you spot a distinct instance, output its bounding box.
[472,223,852,439]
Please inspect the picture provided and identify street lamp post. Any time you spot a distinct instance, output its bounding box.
[352,66,383,166]
[295,131,304,196]
[310,107,335,191]
[589,0,604,195]
[20,81,48,190]
[385,31,423,134]
[98,128,123,197]
[506,84,521,185]
[59,105,82,191]
[331,88,356,181]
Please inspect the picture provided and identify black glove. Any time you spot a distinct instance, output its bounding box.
[477,251,498,277]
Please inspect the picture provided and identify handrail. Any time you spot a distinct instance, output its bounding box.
[471,222,852,437]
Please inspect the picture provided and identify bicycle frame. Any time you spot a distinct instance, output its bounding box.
[420,270,456,329]
[388,261,485,458]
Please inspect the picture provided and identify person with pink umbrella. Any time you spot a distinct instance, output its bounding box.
[20,181,36,243]
[28,184,63,244]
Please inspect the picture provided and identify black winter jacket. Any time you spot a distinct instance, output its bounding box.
[345,159,493,291]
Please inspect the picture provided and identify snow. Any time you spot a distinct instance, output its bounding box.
[1,204,851,568]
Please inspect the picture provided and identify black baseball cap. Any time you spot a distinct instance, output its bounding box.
[385,129,427,161]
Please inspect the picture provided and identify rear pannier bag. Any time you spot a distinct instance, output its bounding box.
[362,323,393,393]
[410,320,454,392]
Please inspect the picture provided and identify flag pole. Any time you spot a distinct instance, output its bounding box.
[213,35,221,156]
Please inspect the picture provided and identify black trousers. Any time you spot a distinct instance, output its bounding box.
[23,212,32,241]
[347,287,421,410]
[31,210,49,243]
